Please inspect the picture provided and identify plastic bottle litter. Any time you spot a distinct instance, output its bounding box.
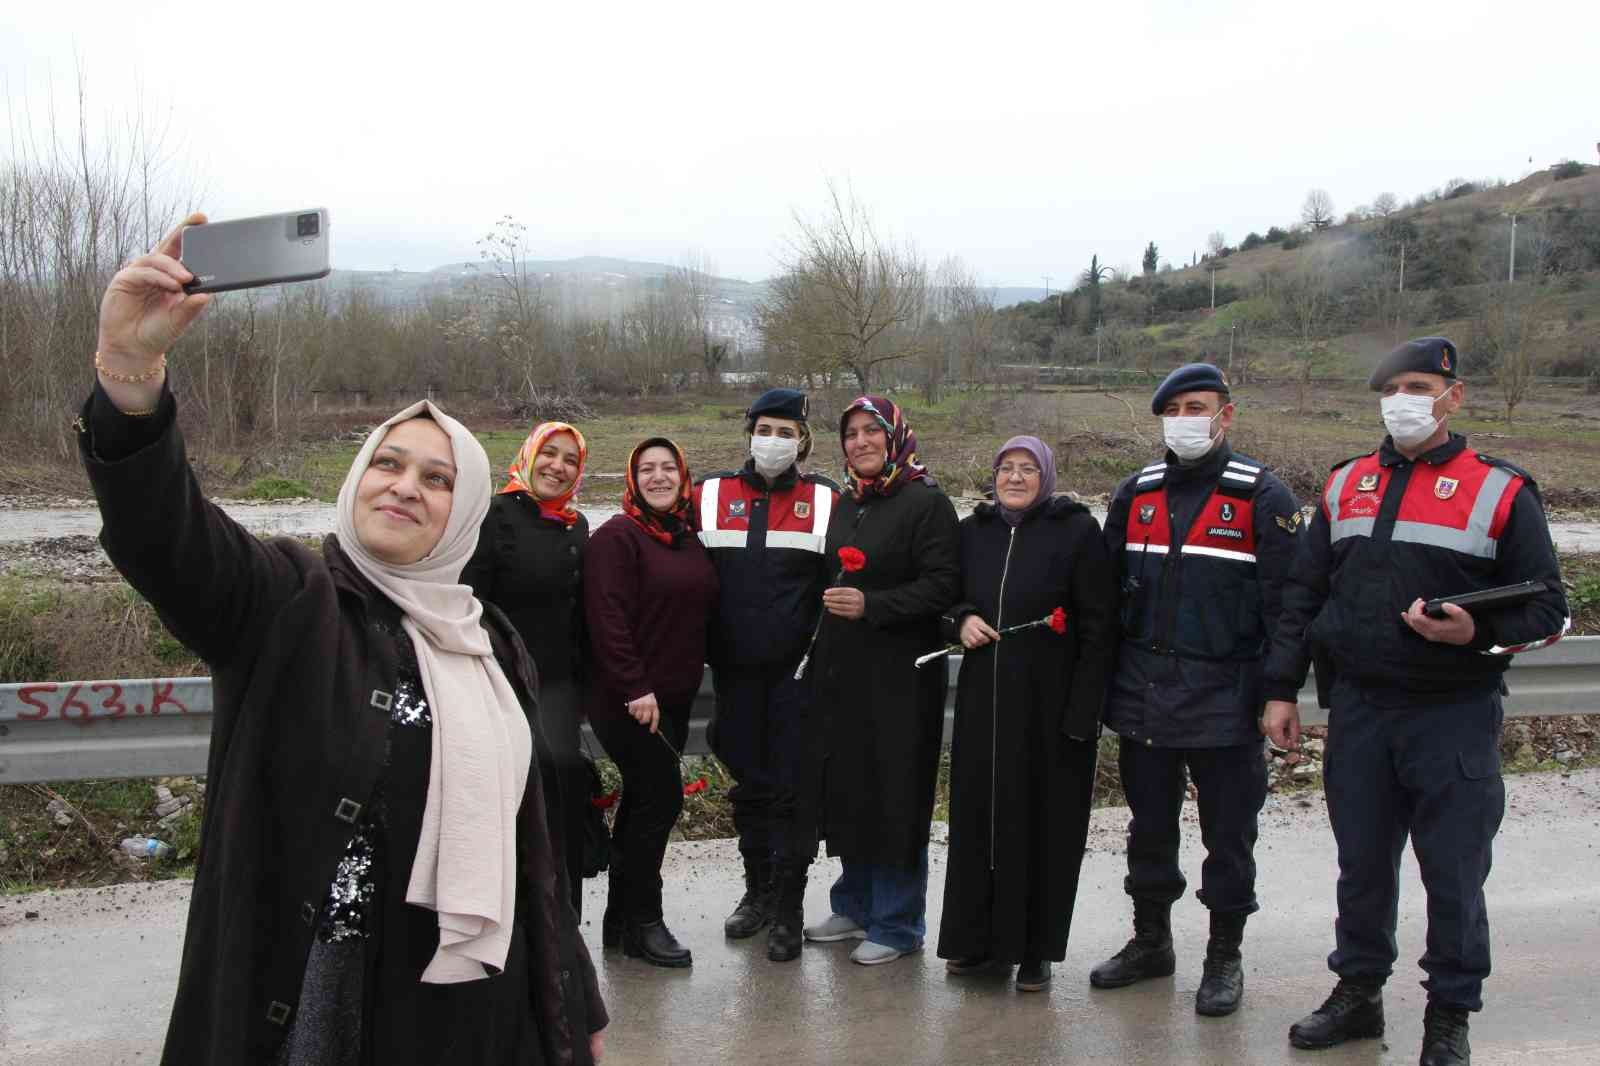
[119,836,173,861]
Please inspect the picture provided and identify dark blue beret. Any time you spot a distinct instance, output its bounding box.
[1368,337,1459,390]
[746,387,809,422]
[1150,363,1231,414]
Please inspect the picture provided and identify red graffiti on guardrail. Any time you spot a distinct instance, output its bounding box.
[13,681,190,721]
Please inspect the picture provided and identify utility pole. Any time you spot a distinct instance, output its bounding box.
[1228,325,1235,371]
[1042,274,1051,298]
[1210,266,1217,309]
[1508,215,1517,282]
[1398,241,1406,294]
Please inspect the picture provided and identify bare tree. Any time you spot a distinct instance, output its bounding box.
[1263,258,1337,411]
[1301,188,1336,229]
[1207,231,1228,257]
[758,182,928,391]
[1473,284,1548,424]
[671,251,728,388]
[1372,192,1399,217]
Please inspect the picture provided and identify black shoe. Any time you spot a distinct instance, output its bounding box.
[1195,911,1247,1017]
[766,863,807,963]
[623,919,693,968]
[1089,899,1176,989]
[724,855,772,940]
[1419,1002,1471,1065]
[601,910,623,949]
[945,956,1011,976]
[1016,957,1052,992]
[1288,978,1386,1049]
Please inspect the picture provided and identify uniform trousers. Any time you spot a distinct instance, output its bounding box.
[1119,739,1268,914]
[1323,679,1506,1011]
[708,662,818,867]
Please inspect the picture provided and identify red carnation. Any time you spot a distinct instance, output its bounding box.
[837,546,867,572]
[591,789,620,810]
[1049,607,1067,635]
[682,777,709,796]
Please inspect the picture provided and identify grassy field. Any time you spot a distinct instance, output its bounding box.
[240,381,1600,514]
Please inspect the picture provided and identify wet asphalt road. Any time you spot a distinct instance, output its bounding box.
[3,769,1599,1065]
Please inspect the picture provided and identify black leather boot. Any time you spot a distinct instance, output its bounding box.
[1419,1002,1471,1065]
[1195,911,1247,1017]
[1288,978,1386,1049]
[623,919,693,968]
[724,854,772,939]
[766,863,807,962]
[601,868,625,949]
[1089,899,1176,989]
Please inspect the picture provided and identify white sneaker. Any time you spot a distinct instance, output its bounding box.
[802,914,867,943]
[850,940,910,966]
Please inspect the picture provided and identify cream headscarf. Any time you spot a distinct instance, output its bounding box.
[335,400,532,984]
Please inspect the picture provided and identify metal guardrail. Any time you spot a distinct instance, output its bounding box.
[2,637,1598,784]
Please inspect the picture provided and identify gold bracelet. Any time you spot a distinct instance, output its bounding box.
[119,405,160,417]
[95,351,167,384]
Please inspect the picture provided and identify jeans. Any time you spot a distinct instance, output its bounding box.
[829,849,929,952]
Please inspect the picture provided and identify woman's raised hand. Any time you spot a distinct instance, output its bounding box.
[95,212,211,410]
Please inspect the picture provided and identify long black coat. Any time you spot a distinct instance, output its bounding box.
[812,478,960,866]
[77,388,604,1066]
[936,498,1117,964]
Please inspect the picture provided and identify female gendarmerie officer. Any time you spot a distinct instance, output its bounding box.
[1262,337,1569,1066]
[693,388,839,963]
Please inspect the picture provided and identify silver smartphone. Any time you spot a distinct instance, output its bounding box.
[180,208,332,293]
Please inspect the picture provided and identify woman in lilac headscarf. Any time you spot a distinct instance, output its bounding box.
[935,435,1119,992]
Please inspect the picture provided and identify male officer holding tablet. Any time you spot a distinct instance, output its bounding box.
[1261,337,1569,1066]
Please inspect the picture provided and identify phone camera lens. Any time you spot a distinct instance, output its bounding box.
[296,213,320,237]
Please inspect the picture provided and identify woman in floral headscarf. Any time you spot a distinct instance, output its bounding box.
[585,437,719,968]
[800,396,960,966]
[464,422,592,915]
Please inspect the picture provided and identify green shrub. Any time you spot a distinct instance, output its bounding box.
[242,476,312,500]
[1552,160,1586,181]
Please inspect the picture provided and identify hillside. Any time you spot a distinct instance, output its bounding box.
[1000,163,1600,387]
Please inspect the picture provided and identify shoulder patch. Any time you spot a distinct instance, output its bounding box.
[800,471,843,492]
[1475,453,1538,486]
[1329,449,1377,472]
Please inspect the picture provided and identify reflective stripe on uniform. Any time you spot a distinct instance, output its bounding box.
[698,477,722,534]
[1388,465,1515,559]
[1487,615,1570,656]
[1325,461,1366,544]
[765,530,826,553]
[1180,544,1258,563]
[1226,459,1262,475]
[1219,470,1257,487]
[699,528,747,549]
[1124,543,1171,555]
[809,480,833,533]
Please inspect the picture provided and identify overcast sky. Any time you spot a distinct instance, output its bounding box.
[4,0,1596,287]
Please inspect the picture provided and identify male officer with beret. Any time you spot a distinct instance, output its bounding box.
[1261,337,1569,1065]
[694,388,839,962]
[1092,363,1301,1017]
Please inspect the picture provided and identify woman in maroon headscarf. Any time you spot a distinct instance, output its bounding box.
[936,435,1118,992]
[585,438,718,969]
[800,396,960,966]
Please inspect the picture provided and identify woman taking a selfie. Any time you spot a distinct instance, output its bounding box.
[585,438,719,968]
[802,396,960,966]
[464,421,593,916]
[80,215,606,1066]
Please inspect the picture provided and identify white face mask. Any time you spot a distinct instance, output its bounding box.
[1162,413,1221,461]
[750,435,800,479]
[1380,392,1441,448]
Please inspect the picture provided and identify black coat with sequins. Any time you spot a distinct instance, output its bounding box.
[77,383,606,1066]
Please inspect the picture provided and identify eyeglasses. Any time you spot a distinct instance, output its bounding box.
[997,464,1041,480]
